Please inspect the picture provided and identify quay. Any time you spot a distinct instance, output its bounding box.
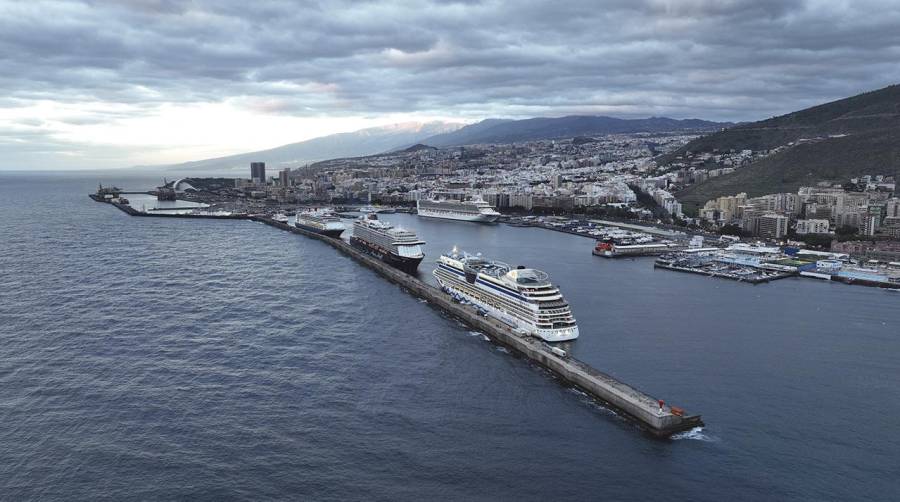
[91,194,704,438]
[654,259,795,284]
[593,242,683,258]
[800,270,900,289]
[146,206,209,211]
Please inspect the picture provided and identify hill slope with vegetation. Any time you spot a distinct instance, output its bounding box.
[668,84,900,213]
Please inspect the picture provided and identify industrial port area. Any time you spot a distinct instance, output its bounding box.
[94,177,900,291]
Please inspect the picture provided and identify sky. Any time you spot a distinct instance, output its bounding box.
[1,0,899,170]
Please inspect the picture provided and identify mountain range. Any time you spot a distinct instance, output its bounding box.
[159,115,730,173]
[157,122,463,173]
[673,84,900,213]
[421,116,728,147]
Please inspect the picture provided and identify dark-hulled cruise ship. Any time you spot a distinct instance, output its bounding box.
[350,214,426,273]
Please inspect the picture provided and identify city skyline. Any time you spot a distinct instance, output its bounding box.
[2,0,900,169]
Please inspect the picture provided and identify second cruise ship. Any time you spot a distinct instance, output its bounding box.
[417,196,501,223]
[294,208,346,237]
[351,214,426,273]
[434,249,579,342]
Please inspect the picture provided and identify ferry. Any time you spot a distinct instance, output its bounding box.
[351,214,425,273]
[272,212,290,223]
[434,249,579,342]
[417,196,500,223]
[294,208,345,237]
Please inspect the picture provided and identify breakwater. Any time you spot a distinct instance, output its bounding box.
[91,195,703,437]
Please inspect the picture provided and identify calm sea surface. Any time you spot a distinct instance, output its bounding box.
[1,172,898,501]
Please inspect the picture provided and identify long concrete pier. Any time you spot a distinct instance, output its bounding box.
[92,195,703,437]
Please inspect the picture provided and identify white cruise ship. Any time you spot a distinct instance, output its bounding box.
[434,249,579,342]
[417,196,501,223]
[295,208,345,237]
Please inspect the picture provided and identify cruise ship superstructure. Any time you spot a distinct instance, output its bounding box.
[351,214,425,273]
[417,196,501,223]
[295,208,345,237]
[434,249,579,342]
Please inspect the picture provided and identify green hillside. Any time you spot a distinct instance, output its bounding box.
[677,128,900,213]
[666,84,900,213]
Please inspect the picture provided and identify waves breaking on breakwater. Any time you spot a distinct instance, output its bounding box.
[671,427,718,442]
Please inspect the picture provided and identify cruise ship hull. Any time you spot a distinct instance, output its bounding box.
[350,236,423,273]
[294,221,344,238]
[417,209,499,223]
[434,272,579,342]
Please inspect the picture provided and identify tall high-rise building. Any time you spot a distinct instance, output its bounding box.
[886,198,900,219]
[250,162,266,184]
[552,173,563,189]
[757,213,789,239]
[860,205,883,236]
[279,168,291,187]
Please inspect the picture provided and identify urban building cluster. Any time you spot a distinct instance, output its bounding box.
[182,135,899,267]
[661,148,768,191]
[697,176,899,240]
[228,132,703,219]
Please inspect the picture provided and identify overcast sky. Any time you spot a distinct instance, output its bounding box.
[2,0,899,169]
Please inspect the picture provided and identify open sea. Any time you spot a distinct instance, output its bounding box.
[1,172,898,501]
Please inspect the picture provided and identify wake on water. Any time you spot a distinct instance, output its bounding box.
[671,427,717,442]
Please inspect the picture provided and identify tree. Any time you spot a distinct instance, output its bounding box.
[798,233,833,249]
[719,224,744,237]
[835,225,859,242]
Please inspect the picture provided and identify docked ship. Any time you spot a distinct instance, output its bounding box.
[351,214,425,273]
[294,208,346,237]
[434,249,579,342]
[416,196,501,223]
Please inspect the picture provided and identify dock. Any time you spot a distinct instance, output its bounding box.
[654,258,796,284]
[91,194,704,437]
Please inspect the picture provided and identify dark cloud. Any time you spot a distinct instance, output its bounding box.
[1,0,899,168]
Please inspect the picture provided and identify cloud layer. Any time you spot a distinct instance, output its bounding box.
[2,0,899,168]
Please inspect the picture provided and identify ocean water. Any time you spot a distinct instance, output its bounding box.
[1,172,898,501]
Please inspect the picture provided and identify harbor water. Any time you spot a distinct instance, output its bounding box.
[1,172,898,501]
